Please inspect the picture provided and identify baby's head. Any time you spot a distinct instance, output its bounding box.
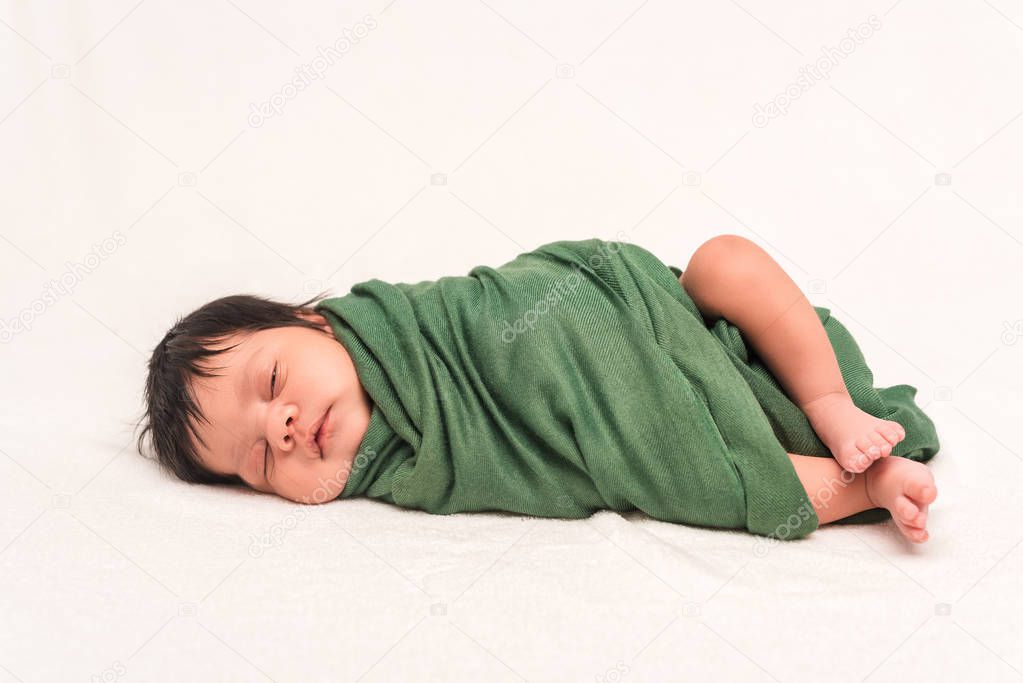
[135,291,371,504]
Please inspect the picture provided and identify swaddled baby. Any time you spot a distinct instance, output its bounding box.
[136,235,940,543]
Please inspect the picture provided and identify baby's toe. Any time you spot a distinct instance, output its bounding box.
[883,421,906,444]
[903,500,928,528]
[892,515,929,543]
[839,446,870,473]
[880,429,901,447]
[893,495,920,525]
[906,479,937,505]
[855,436,882,463]
[869,431,893,457]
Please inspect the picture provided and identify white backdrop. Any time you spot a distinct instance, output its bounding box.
[2,1,1022,681]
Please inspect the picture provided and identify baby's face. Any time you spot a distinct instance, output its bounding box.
[189,313,372,503]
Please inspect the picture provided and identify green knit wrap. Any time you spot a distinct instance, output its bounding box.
[315,238,939,539]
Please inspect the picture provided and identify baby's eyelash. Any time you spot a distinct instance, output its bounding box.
[263,361,278,479]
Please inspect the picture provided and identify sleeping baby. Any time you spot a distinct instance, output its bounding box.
[135,235,939,543]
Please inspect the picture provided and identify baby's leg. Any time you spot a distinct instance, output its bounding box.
[680,235,905,473]
[788,451,937,543]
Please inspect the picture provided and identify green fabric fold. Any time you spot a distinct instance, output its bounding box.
[315,238,939,539]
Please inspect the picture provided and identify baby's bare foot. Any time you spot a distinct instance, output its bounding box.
[864,456,937,543]
[801,391,906,473]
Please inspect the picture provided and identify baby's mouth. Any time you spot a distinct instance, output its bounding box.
[314,407,331,458]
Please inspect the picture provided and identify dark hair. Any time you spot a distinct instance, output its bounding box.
[134,290,334,486]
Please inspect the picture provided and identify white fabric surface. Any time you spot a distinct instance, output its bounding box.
[2,1,1022,681]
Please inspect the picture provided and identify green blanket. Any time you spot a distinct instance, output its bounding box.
[315,238,939,539]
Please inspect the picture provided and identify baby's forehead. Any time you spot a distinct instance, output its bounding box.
[192,331,263,377]
[186,368,239,472]
[190,347,246,403]
[210,325,306,356]
[188,345,249,425]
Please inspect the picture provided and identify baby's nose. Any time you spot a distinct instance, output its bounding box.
[279,415,301,451]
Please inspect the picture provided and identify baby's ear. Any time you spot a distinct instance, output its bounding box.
[297,311,330,332]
